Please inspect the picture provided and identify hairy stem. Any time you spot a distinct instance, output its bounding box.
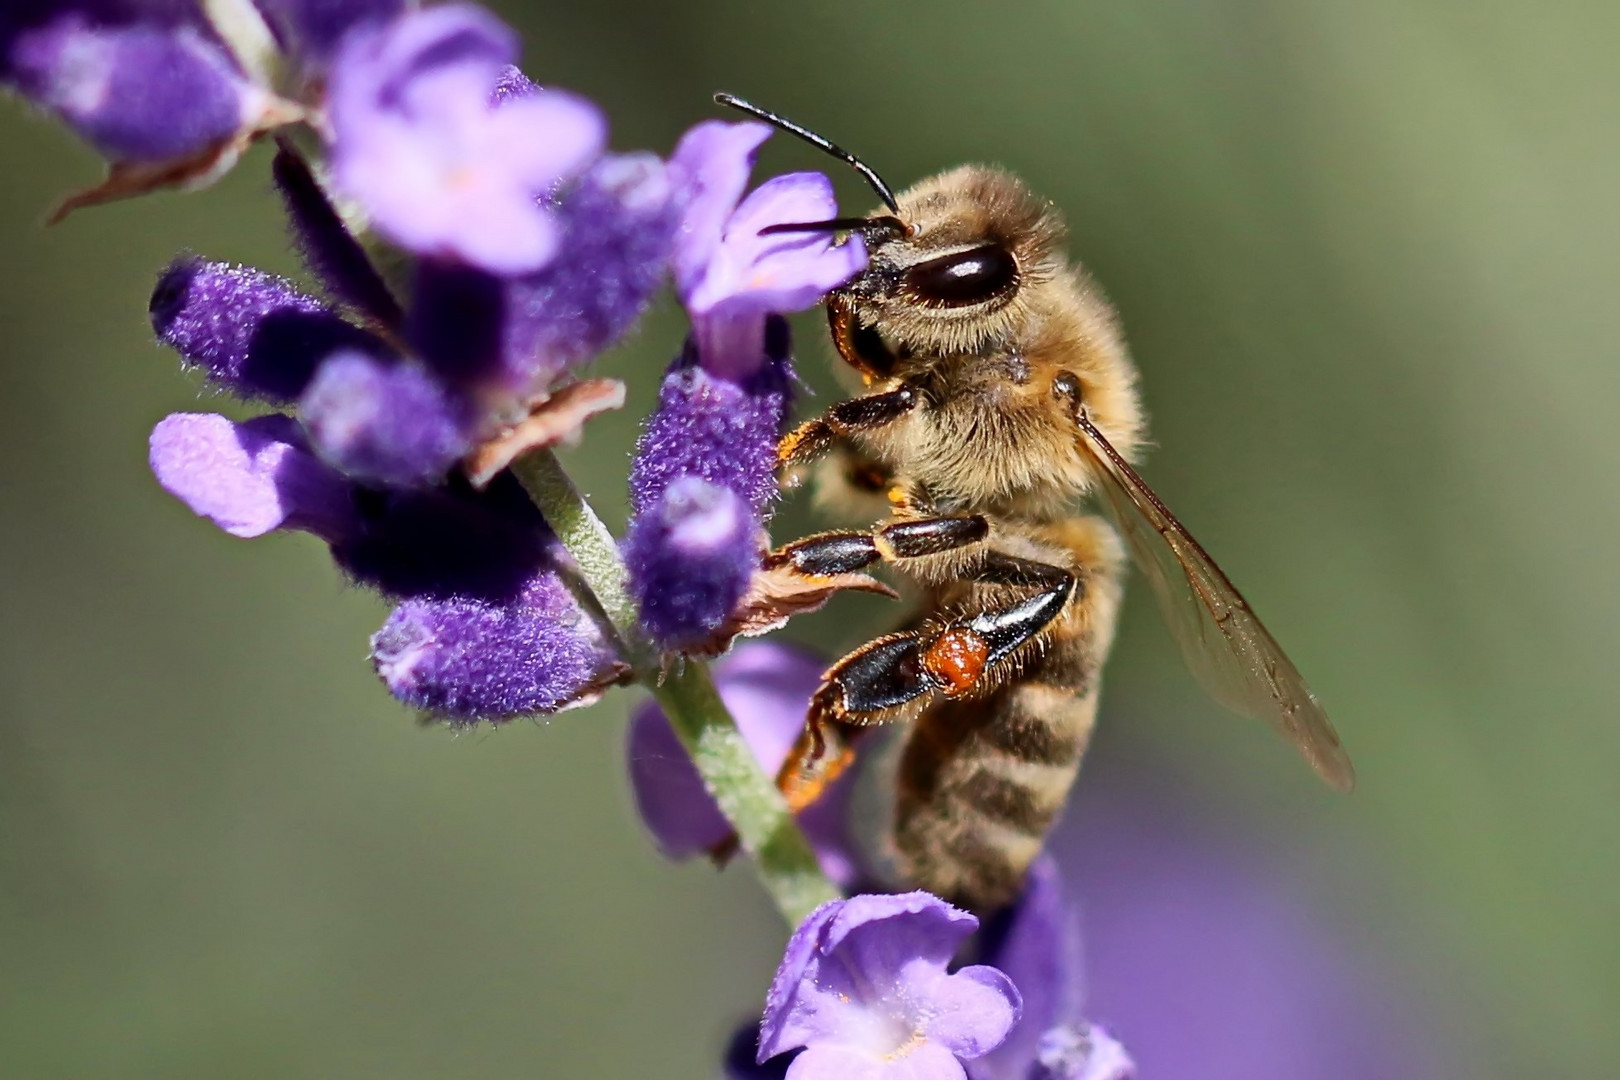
[511,448,839,924]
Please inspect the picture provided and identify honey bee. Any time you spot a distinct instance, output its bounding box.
[717,94,1354,911]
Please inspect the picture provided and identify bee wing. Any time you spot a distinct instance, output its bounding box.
[1074,411,1355,792]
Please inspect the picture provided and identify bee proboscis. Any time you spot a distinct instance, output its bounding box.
[716,94,1353,911]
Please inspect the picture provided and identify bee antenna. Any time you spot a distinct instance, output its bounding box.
[713,92,901,214]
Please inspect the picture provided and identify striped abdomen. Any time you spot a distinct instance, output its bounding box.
[891,520,1123,911]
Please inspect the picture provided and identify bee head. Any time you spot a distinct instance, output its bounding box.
[712,95,1067,380]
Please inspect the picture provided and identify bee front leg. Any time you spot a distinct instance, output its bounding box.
[778,384,919,471]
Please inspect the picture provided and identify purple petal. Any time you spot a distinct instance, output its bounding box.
[371,569,621,722]
[669,119,772,296]
[922,965,1022,1060]
[786,1042,969,1080]
[298,351,472,486]
[149,412,352,540]
[1060,758,1430,1080]
[150,256,392,403]
[271,142,404,328]
[761,893,997,1067]
[685,171,867,320]
[8,16,255,160]
[760,899,843,1062]
[327,5,605,274]
[628,324,792,519]
[726,1022,795,1080]
[626,642,859,883]
[625,478,758,651]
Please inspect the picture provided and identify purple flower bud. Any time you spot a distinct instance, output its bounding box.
[327,4,605,274]
[625,477,758,651]
[759,893,1022,1079]
[626,642,859,886]
[298,351,473,486]
[271,141,404,329]
[628,323,793,520]
[8,16,259,161]
[149,412,354,540]
[150,256,391,403]
[150,412,552,601]
[499,152,677,393]
[252,0,405,67]
[371,570,622,722]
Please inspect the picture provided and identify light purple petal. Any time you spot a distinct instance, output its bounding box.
[670,119,772,296]
[786,1042,969,1080]
[760,899,843,1061]
[922,966,1022,1060]
[149,412,352,540]
[761,893,1003,1071]
[327,5,604,274]
[686,171,867,319]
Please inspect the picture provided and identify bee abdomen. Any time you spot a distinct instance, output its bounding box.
[893,678,1101,911]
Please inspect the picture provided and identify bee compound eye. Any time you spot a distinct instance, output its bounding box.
[901,244,1019,308]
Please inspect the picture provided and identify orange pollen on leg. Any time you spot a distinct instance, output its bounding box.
[922,628,990,696]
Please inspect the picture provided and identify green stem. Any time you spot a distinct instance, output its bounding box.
[511,448,840,925]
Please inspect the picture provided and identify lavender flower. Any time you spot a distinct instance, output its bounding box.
[326,3,605,274]
[149,411,622,720]
[627,642,858,886]
[758,892,1021,1079]
[1057,760,1427,1080]
[670,121,866,379]
[150,256,392,404]
[623,121,865,650]
[5,15,263,161]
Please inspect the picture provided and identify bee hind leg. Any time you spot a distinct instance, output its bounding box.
[778,551,1078,809]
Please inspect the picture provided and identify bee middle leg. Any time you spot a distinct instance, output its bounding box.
[777,550,1079,812]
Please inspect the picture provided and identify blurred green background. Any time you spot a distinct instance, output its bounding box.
[4,0,1617,1076]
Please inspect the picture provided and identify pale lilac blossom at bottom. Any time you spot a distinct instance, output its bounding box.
[758,893,1021,1080]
